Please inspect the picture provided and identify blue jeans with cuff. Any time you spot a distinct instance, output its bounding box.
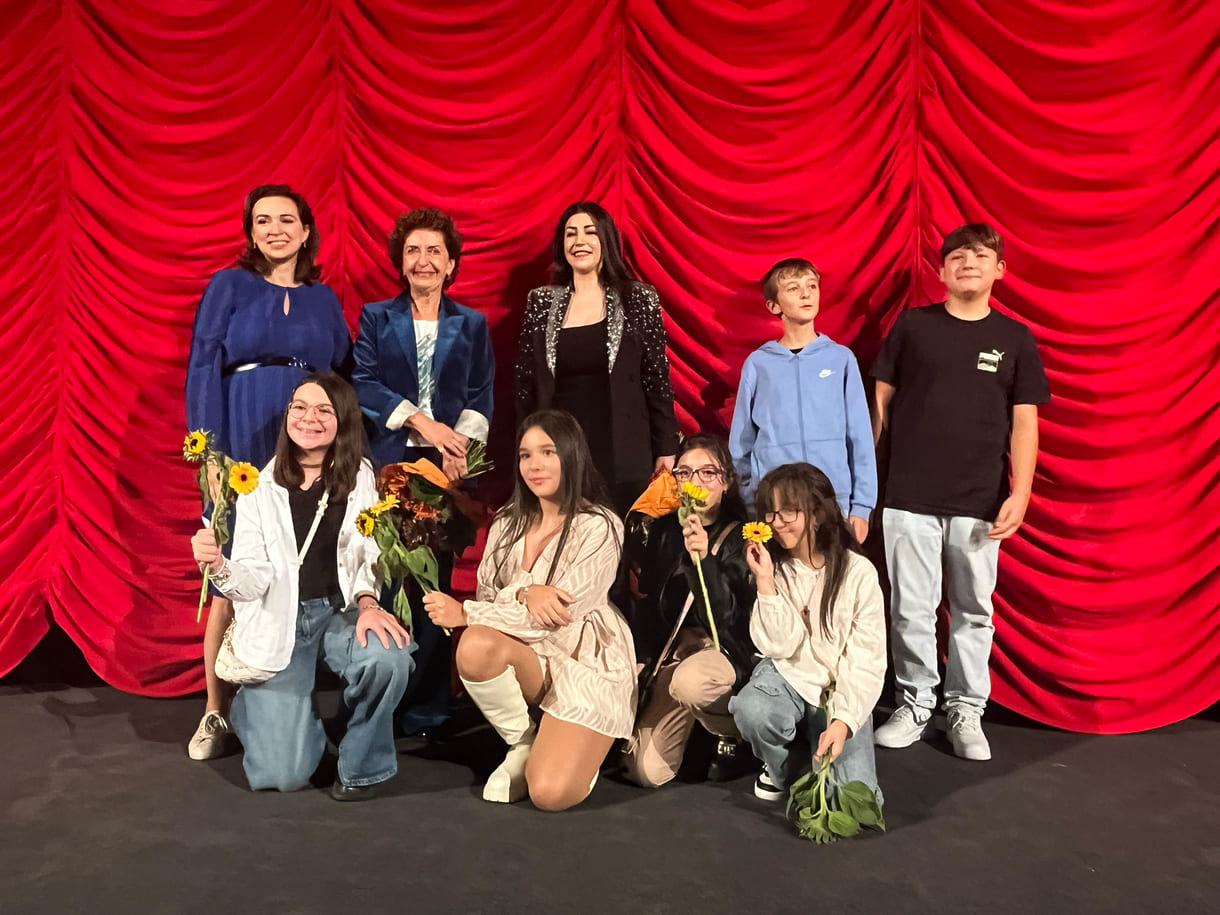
[730,658,882,802]
[230,597,416,791]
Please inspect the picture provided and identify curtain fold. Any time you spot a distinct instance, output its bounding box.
[0,0,1216,732]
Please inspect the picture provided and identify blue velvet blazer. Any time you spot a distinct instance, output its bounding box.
[353,290,495,468]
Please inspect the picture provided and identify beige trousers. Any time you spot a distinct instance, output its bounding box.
[622,629,739,788]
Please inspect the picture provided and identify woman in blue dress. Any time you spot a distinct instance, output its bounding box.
[185,184,352,760]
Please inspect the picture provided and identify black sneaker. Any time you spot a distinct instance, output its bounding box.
[707,737,759,782]
[753,768,784,802]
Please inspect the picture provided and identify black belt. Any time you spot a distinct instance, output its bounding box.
[222,355,317,377]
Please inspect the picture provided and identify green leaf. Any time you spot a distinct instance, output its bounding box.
[827,810,861,838]
[404,546,440,592]
[796,812,834,844]
[836,780,885,828]
[392,584,413,633]
[372,521,398,553]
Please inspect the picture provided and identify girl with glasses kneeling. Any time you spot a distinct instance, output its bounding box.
[422,410,633,811]
[730,462,885,809]
[190,372,414,800]
[620,434,759,787]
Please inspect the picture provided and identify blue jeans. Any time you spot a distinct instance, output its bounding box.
[730,659,882,802]
[230,598,416,791]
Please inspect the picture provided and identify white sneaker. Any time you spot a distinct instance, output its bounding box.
[873,706,932,748]
[947,707,991,761]
[753,768,784,802]
[188,710,233,760]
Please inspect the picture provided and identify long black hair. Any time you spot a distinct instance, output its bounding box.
[755,463,862,638]
[549,201,638,302]
[674,432,747,523]
[492,409,618,586]
[273,372,370,501]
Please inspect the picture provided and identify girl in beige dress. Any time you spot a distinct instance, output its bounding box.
[424,409,635,810]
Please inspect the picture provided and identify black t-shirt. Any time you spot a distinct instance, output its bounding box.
[289,478,345,602]
[871,303,1050,520]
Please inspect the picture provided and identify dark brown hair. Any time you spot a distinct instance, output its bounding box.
[760,257,820,303]
[675,433,746,522]
[550,201,639,301]
[387,207,463,289]
[273,372,370,501]
[492,409,618,587]
[755,462,862,638]
[940,223,1004,262]
[236,184,321,285]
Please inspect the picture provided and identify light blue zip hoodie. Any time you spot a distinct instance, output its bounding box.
[729,336,876,518]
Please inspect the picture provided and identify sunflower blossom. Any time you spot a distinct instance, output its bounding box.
[356,511,375,537]
[228,462,259,494]
[743,521,773,544]
[370,493,400,516]
[183,430,209,461]
[680,481,710,502]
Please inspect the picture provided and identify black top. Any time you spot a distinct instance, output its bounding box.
[871,303,1050,520]
[515,283,680,488]
[289,478,346,602]
[554,319,616,487]
[619,512,758,687]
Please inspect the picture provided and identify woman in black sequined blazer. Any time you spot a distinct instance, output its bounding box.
[514,201,680,514]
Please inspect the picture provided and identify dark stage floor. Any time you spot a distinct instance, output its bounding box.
[2,636,1218,914]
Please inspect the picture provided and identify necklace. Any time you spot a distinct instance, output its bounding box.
[796,560,825,627]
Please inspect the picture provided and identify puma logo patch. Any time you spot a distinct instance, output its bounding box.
[977,349,1004,373]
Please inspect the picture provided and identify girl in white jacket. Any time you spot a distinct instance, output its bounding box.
[729,462,886,804]
[191,373,414,799]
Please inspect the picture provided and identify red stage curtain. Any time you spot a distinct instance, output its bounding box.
[0,0,1216,732]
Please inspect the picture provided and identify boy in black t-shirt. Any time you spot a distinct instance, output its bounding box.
[870,224,1049,761]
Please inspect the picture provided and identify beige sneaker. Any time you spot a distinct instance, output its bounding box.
[188,710,234,760]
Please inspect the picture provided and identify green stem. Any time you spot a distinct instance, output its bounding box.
[690,550,720,651]
[197,567,209,624]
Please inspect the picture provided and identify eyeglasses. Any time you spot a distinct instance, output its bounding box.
[287,401,336,421]
[763,509,802,525]
[673,466,724,484]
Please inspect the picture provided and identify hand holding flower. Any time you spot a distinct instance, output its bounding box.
[814,718,850,765]
[422,591,466,630]
[745,540,776,594]
[190,527,224,573]
[683,514,709,559]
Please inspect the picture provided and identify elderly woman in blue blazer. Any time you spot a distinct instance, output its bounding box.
[353,206,495,735]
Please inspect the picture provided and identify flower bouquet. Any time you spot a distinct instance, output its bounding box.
[182,430,259,622]
[357,443,493,631]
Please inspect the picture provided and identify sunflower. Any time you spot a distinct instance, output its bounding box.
[182,430,208,461]
[370,493,400,516]
[680,481,710,502]
[742,521,773,544]
[228,462,259,495]
[356,511,375,537]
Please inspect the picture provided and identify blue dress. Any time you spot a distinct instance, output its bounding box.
[186,268,352,468]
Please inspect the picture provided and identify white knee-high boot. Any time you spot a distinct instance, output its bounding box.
[461,667,537,803]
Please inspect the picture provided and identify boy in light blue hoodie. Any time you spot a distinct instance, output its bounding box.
[729,258,876,542]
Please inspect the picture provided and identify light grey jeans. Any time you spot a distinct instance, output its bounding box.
[882,508,1000,714]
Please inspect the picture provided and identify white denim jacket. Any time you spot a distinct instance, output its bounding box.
[216,459,380,672]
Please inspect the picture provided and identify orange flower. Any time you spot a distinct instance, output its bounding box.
[379,459,450,498]
[629,470,681,517]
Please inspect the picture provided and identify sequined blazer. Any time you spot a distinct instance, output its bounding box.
[514,282,680,484]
